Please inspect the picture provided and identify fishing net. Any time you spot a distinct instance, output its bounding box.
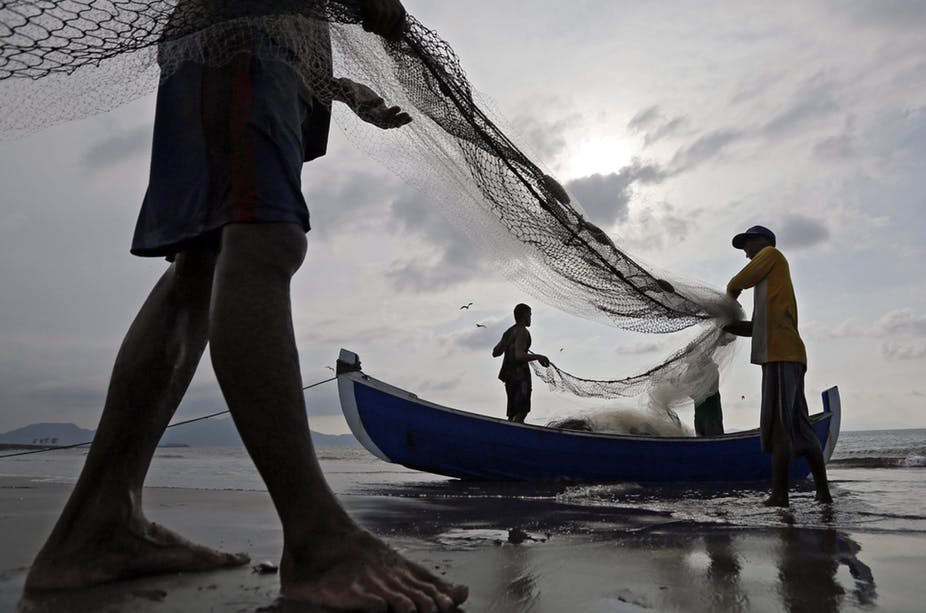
[1,1,744,416]
[534,319,741,423]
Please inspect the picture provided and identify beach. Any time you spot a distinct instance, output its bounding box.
[1,431,924,612]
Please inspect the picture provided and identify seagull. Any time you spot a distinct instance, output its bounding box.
[559,347,564,352]
[459,302,474,310]
[475,323,486,328]
[326,366,335,372]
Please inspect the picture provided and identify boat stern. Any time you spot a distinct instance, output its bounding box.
[821,386,841,463]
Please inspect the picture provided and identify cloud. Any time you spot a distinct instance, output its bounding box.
[385,248,483,292]
[566,160,669,226]
[668,128,745,173]
[608,201,693,255]
[804,309,926,341]
[566,173,632,226]
[801,319,867,340]
[509,107,579,162]
[813,115,859,161]
[384,192,488,291]
[758,72,842,138]
[627,105,689,146]
[834,0,926,30]
[881,340,926,361]
[415,375,464,395]
[81,126,151,171]
[442,316,508,352]
[873,308,926,336]
[302,166,404,234]
[616,339,665,354]
[627,106,662,132]
[776,214,830,249]
[10,381,104,409]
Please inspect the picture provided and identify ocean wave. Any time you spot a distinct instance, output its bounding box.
[829,454,926,469]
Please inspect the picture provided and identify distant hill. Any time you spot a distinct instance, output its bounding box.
[0,422,95,447]
[0,419,356,448]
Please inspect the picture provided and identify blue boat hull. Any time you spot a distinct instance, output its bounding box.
[337,352,840,483]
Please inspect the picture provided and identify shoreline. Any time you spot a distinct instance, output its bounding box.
[1,476,923,611]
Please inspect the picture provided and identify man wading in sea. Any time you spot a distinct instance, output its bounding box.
[724,225,833,507]
[24,1,468,610]
[493,303,550,423]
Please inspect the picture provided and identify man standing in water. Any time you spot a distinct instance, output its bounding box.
[493,303,550,423]
[724,225,832,507]
[25,2,468,611]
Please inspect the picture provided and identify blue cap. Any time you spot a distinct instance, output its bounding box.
[732,225,776,248]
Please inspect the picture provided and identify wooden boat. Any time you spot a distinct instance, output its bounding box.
[336,349,841,482]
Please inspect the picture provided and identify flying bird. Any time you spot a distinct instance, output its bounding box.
[475,323,486,328]
[459,302,474,309]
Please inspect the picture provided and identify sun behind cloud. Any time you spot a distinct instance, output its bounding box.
[557,133,634,180]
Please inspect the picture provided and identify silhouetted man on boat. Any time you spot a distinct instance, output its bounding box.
[724,225,832,507]
[493,303,550,423]
[693,359,724,436]
[24,2,468,610]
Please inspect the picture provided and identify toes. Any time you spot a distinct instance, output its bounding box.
[364,572,421,613]
[387,564,467,611]
[448,583,469,605]
[406,561,467,604]
[390,577,439,613]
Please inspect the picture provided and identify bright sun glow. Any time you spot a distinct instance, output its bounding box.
[557,134,634,180]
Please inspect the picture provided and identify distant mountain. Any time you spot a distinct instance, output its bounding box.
[0,422,95,447]
[0,419,357,448]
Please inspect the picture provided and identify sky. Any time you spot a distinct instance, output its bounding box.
[1,1,925,436]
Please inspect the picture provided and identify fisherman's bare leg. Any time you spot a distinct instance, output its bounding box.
[764,444,791,507]
[209,223,467,612]
[805,446,833,503]
[26,249,248,591]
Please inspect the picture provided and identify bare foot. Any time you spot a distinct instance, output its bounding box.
[25,521,249,591]
[281,527,467,612]
[762,494,789,507]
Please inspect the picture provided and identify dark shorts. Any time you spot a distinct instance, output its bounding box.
[132,52,313,258]
[760,362,821,456]
[694,390,724,436]
[505,379,532,417]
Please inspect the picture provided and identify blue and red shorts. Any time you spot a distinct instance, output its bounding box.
[131,52,320,258]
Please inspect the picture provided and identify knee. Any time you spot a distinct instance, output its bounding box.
[219,223,307,279]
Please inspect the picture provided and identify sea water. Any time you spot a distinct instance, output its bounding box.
[1,429,923,534]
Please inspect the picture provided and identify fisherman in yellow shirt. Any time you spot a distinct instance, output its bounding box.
[724,225,832,507]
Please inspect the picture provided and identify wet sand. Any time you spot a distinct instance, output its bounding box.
[1,476,922,612]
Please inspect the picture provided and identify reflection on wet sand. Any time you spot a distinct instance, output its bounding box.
[353,479,880,612]
[703,532,747,612]
[489,541,540,612]
[777,525,877,612]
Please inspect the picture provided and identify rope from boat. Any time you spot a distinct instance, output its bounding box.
[0,375,338,459]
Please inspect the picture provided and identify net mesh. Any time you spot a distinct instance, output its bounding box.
[1,1,744,419]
